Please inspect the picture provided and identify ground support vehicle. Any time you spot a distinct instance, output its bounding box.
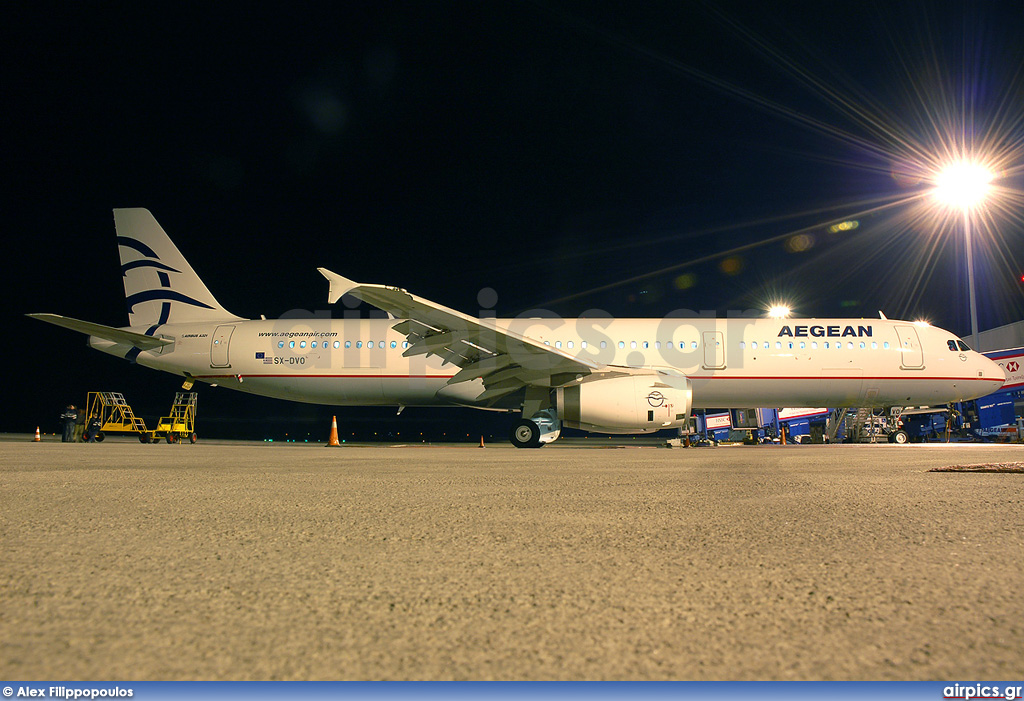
[84,391,197,443]
[148,392,198,444]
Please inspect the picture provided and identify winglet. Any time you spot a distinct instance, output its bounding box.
[318,268,359,305]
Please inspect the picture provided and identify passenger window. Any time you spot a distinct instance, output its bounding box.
[957,341,970,351]
[345,341,351,348]
[390,341,397,348]
[544,340,550,346]
[824,342,829,349]
[799,342,806,349]
[289,341,295,349]
[300,341,306,348]
[618,341,624,349]
[278,341,285,348]
[655,341,661,349]
[581,341,587,349]
[751,341,758,349]
[859,342,865,349]
[775,342,782,349]
[642,341,649,349]
[691,341,698,349]
[883,342,890,349]
[356,341,362,348]
[630,341,637,349]
[367,341,374,349]
[334,341,340,349]
[847,342,854,349]
[555,341,562,348]
[740,342,746,350]
[403,341,409,348]
[871,341,877,349]
[311,341,317,348]
[600,341,607,349]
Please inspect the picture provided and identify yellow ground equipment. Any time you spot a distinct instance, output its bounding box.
[153,392,197,444]
[85,391,197,443]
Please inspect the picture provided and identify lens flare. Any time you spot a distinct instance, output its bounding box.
[932,162,994,210]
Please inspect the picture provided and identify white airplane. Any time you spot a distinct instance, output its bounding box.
[30,208,1006,447]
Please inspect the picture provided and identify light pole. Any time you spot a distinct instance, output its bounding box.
[962,208,979,351]
[933,161,993,351]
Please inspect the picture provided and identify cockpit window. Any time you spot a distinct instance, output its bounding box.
[947,340,958,351]
[957,340,971,351]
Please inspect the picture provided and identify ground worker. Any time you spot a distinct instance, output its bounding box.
[73,406,87,443]
[86,415,102,442]
[61,405,77,442]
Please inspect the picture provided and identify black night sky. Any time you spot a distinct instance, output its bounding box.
[6,1,1024,439]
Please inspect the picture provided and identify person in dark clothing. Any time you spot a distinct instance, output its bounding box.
[61,405,76,442]
[86,416,102,442]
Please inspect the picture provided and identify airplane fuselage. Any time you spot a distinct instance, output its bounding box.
[90,316,1005,411]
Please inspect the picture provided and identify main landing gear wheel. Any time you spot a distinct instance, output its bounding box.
[889,429,909,444]
[510,419,542,449]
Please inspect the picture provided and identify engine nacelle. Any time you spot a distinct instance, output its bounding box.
[555,373,692,433]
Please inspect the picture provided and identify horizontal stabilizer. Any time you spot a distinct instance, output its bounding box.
[27,313,174,350]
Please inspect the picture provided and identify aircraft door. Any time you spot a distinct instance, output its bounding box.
[894,325,924,369]
[702,330,726,370]
[211,325,235,368]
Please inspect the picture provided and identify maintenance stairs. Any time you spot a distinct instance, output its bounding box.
[85,391,197,443]
[155,392,197,442]
[86,391,148,435]
[834,406,906,443]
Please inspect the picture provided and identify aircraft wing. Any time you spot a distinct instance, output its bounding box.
[27,313,174,351]
[318,269,600,401]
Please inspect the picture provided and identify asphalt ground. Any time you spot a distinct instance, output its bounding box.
[2,436,1022,680]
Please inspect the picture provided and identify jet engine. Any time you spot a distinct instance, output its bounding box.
[555,373,692,433]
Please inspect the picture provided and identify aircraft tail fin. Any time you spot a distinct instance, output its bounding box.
[114,208,243,327]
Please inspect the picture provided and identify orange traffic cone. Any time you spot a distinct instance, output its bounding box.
[325,416,341,447]
[479,435,485,448]
[33,426,41,442]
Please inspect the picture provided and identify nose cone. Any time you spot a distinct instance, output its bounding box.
[957,352,1010,403]
[982,354,1007,388]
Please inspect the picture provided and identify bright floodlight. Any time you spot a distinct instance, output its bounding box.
[933,162,993,209]
[768,305,791,319]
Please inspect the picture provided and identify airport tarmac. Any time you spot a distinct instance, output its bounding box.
[1,436,1022,680]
